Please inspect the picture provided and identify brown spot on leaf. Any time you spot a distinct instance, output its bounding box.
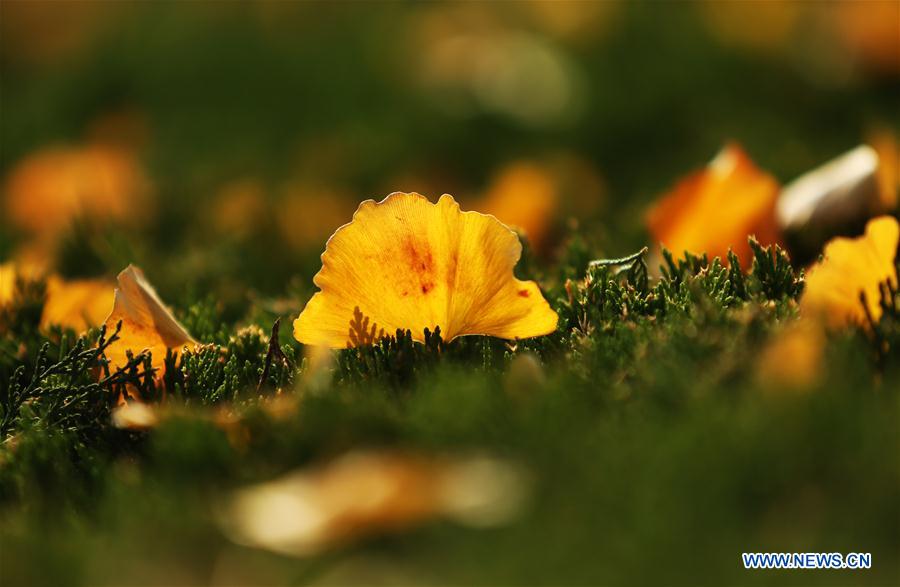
[401,236,437,297]
[518,289,530,298]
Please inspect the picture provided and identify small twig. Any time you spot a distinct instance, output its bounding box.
[257,318,289,393]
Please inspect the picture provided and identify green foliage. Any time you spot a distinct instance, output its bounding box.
[0,239,897,587]
[177,296,232,346]
[867,277,900,371]
[747,237,805,301]
[337,326,445,389]
[559,238,804,343]
[165,324,297,404]
[0,323,151,440]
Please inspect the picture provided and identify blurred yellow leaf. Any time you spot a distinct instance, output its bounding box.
[647,143,782,266]
[481,162,558,250]
[293,192,558,348]
[102,265,196,373]
[0,263,15,308]
[757,320,825,390]
[3,144,150,242]
[2,262,112,334]
[801,216,899,329]
[41,276,115,333]
[220,450,529,557]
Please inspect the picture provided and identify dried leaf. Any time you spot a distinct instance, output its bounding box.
[777,145,883,259]
[102,265,196,373]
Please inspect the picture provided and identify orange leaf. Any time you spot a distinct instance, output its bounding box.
[647,143,781,266]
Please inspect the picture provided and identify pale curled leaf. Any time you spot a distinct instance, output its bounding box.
[111,401,159,430]
[219,450,530,557]
[102,265,196,373]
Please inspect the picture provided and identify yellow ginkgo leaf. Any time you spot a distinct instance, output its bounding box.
[801,216,899,329]
[103,265,196,373]
[293,192,559,348]
[41,275,115,333]
[647,143,782,266]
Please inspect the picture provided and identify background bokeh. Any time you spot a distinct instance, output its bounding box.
[2,1,898,303]
[1,3,899,585]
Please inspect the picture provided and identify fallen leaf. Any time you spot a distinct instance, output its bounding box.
[40,275,115,333]
[3,144,150,243]
[111,401,159,431]
[220,450,530,557]
[102,265,196,373]
[2,262,112,335]
[777,145,883,259]
[293,192,559,348]
[801,215,899,329]
[647,143,781,266]
[481,162,558,250]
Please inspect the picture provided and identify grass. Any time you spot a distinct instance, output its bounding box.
[1,240,898,586]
